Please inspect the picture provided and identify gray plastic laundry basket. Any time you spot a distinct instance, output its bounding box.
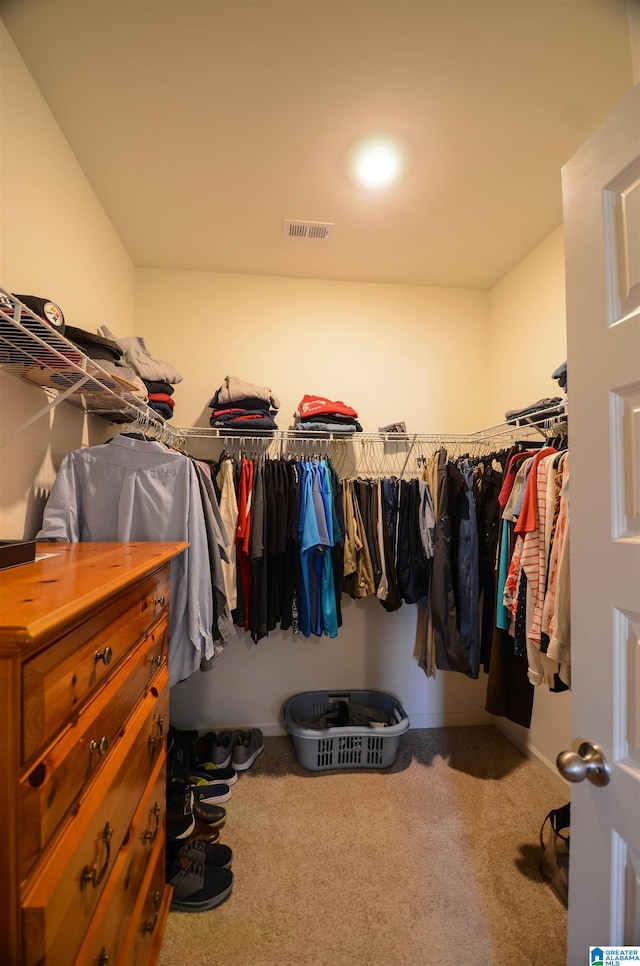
[283,689,410,771]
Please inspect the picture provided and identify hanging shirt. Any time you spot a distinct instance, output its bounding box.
[216,458,239,611]
[235,458,254,632]
[35,435,213,686]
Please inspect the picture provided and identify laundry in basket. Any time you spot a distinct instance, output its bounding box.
[283,689,409,771]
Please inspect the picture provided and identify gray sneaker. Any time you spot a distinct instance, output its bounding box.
[231,729,265,771]
[211,731,237,768]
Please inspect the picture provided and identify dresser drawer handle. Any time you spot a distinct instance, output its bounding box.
[147,714,165,751]
[98,948,110,965]
[152,595,165,606]
[142,890,161,934]
[143,802,161,844]
[80,821,113,889]
[150,653,163,667]
[89,736,109,757]
[94,646,113,666]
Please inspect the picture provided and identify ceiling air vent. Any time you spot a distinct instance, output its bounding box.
[283,219,334,241]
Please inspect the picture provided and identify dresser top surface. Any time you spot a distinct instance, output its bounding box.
[0,542,186,648]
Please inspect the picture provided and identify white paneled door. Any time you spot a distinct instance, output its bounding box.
[561,83,640,963]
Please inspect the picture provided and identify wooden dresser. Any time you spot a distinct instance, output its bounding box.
[0,541,187,966]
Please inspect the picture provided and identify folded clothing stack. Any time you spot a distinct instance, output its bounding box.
[505,396,566,425]
[63,324,148,400]
[293,394,362,433]
[99,325,183,418]
[143,379,175,420]
[209,375,280,431]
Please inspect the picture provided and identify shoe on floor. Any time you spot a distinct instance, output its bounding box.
[168,839,233,869]
[166,778,196,841]
[167,778,227,830]
[167,809,195,842]
[190,780,232,805]
[167,726,198,781]
[168,857,233,912]
[190,763,238,785]
[231,729,265,771]
[211,731,237,768]
[193,797,227,828]
[187,819,221,845]
[191,731,217,768]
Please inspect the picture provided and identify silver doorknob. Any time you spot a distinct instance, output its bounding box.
[556,741,611,787]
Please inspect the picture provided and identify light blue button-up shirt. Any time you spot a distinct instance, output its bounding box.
[36,435,214,685]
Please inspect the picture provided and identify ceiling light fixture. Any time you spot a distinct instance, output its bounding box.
[350,136,406,189]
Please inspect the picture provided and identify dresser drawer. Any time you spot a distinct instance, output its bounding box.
[22,670,169,966]
[72,751,167,966]
[120,845,173,966]
[22,566,170,762]
[20,617,169,878]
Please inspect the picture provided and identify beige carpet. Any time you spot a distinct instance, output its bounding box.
[158,726,567,966]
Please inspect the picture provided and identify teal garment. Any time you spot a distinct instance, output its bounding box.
[297,462,316,637]
[321,551,338,638]
[496,518,511,631]
[319,460,335,546]
[319,461,338,638]
[297,460,338,638]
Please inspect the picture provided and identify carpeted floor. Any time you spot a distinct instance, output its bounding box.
[158,726,568,966]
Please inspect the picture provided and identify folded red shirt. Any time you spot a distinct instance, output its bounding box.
[148,392,175,409]
[296,394,358,419]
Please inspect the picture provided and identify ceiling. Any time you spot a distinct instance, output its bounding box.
[0,0,635,289]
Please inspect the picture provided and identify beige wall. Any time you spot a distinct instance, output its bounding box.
[487,225,567,425]
[0,22,136,537]
[629,0,640,84]
[135,269,491,434]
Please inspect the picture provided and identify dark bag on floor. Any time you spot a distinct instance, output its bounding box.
[539,802,570,906]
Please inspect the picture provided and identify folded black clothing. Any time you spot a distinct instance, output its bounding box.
[144,378,174,395]
[209,393,275,413]
[148,401,173,420]
[210,414,278,431]
[298,412,360,426]
[64,325,123,362]
[505,397,564,424]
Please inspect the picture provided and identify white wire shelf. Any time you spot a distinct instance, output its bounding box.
[180,403,568,447]
[181,407,568,479]
[0,289,185,449]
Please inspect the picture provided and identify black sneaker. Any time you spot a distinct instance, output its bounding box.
[191,731,217,767]
[167,839,233,869]
[189,780,232,804]
[168,777,227,829]
[166,778,196,841]
[169,857,233,912]
[168,726,198,781]
[189,763,238,785]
